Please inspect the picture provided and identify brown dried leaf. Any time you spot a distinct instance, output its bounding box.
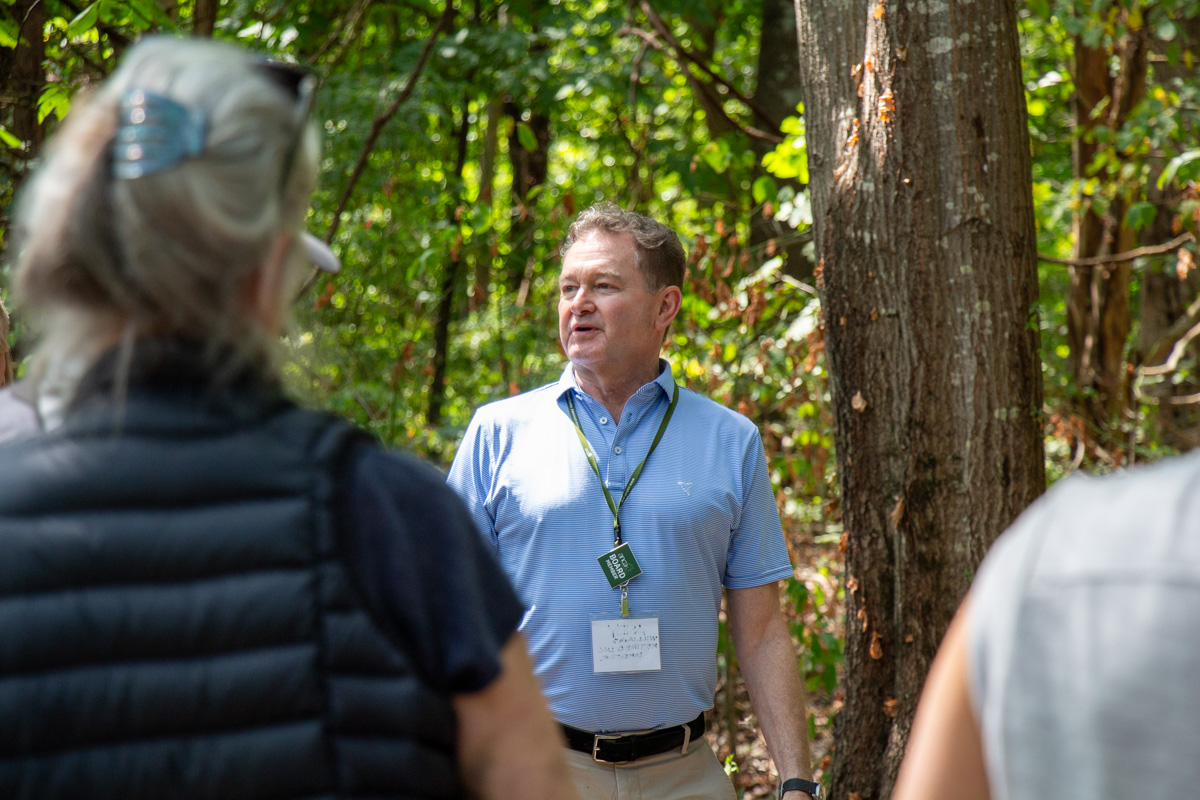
[839,531,848,552]
[858,606,869,633]
[851,391,867,412]
[890,496,905,527]
[905,634,914,643]
[850,794,863,800]
[846,575,859,593]
[870,631,884,659]
[873,0,884,19]
[1177,247,1195,282]
[883,697,898,717]
[870,307,879,322]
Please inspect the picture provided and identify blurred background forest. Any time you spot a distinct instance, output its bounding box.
[1,0,1198,797]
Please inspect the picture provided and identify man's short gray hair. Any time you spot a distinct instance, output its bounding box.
[560,203,686,290]
[10,36,320,395]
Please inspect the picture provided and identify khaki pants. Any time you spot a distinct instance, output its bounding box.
[566,738,738,800]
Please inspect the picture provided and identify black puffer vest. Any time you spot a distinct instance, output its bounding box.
[0,345,461,800]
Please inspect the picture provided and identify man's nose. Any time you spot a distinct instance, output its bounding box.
[570,288,596,313]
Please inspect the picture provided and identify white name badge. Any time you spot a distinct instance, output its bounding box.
[591,613,662,673]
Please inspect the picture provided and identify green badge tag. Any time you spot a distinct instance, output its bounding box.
[597,542,643,588]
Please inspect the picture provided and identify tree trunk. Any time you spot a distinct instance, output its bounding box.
[507,101,550,303]
[1,296,13,388]
[1133,16,1200,450]
[470,97,503,313]
[1066,29,1147,444]
[427,99,472,430]
[6,0,45,155]
[794,2,1045,797]
[192,0,219,37]
[750,0,812,279]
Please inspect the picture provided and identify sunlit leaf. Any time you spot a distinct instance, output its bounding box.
[67,2,101,38]
[1123,202,1157,232]
[516,122,538,152]
[1159,150,1200,189]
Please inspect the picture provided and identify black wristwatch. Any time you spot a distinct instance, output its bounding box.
[779,777,821,799]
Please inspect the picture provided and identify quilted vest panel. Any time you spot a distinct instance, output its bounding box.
[0,373,460,800]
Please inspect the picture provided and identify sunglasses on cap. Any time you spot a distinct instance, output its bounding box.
[110,59,338,274]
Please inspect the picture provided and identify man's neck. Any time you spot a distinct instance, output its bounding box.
[572,361,661,420]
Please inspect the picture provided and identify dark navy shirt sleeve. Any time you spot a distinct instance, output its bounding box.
[341,445,526,695]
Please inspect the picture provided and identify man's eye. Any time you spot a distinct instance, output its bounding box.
[561,285,577,295]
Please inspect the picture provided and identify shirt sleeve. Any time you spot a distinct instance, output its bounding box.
[723,427,794,588]
[341,445,525,695]
[445,412,499,550]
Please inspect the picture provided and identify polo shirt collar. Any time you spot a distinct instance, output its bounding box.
[555,359,676,403]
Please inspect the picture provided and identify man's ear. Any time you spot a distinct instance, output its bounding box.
[245,232,293,336]
[656,285,683,332]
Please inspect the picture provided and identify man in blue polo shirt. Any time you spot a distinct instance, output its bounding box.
[448,203,818,800]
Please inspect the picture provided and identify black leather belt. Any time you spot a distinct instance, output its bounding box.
[561,712,706,763]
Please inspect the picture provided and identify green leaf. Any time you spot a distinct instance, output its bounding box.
[1027,97,1048,117]
[1159,150,1200,189]
[701,140,732,174]
[752,175,778,204]
[0,12,19,47]
[516,122,537,152]
[0,125,21,148]
[1123,202,1157,232]
[67,2,101,38]
[37,84,71,124]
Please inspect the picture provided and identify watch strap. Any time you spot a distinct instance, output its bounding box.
[779,777,821,798]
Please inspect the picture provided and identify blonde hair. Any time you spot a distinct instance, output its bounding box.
[11,36,319,398]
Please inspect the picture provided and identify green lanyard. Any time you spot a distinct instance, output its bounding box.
[565,383,679,547]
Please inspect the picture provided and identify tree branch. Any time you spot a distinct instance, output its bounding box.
[619,26,782,143]
[637,1,782,135]
[306,0,374,66]
[1039,232,1194,267]
[325,1,454,244]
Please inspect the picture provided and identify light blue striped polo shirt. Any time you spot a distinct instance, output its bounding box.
[447,360,793,732]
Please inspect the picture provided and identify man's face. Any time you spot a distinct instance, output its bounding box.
[558,232,672,380]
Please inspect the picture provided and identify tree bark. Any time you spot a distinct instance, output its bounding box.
[795,2,1045,797]
[1066,28,1147,442]
[749,0,812,279]
[192,0,219,37]
[1,296,13,388]
[1133,16,1200,450]
[507,101,551,302]
[6,0,45,155]
[427,98,471,429]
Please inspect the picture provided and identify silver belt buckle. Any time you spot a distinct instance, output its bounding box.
[592,732,623,763]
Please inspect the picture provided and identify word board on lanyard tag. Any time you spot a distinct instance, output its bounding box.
[597,542,643,588]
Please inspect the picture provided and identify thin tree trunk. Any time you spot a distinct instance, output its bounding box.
[1133,16,1200,449]
[1066,28,1147,442]
[9,0,45,154]
[749,0,812,279]
[192,0,219,37]
[795,2,1045,797]
[471,98,503,313]
[1,296,13,388]
[427,99,471,429]
[507,102,550,303]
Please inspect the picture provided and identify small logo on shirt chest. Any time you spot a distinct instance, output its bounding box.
[677,481,693,496]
